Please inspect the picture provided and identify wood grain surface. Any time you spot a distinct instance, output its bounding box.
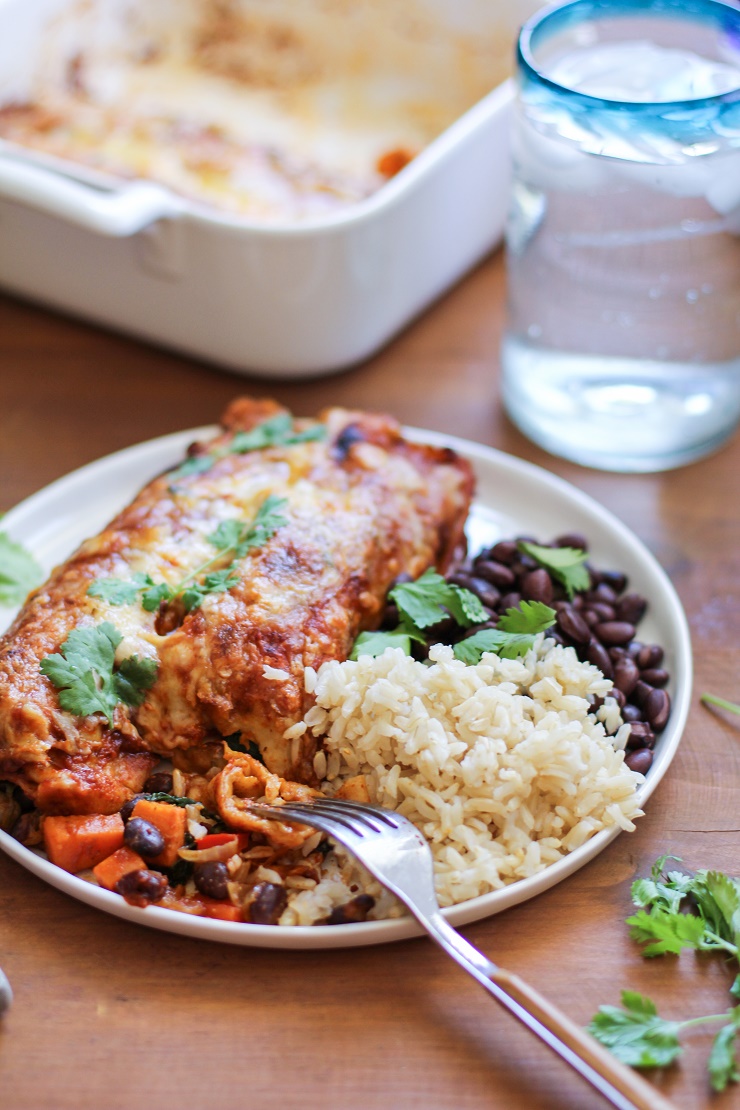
[2,252,740,1110]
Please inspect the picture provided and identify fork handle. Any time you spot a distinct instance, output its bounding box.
[419,910,675,1110]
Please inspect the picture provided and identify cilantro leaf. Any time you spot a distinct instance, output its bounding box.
[40,621,158,726]
[497,600,558,635]
[453,601,557,665]
[141,581,174,612]
[231,414,326,454]
[518,541,590,598]
[709,1015,740,1092]
[626,907,708,956]
[0,531,43,606]
[701,693,740,716]
[732,976,740,1002]
[86,496,287,619]
[167,415,326,488]
[114,654,159,708]
[350,628,417,660]
[167,454,215,485]
[588,991,683,1068]
[88,572,156,607]
[390,569,487,630]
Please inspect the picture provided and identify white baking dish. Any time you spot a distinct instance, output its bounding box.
[0,0,540,378]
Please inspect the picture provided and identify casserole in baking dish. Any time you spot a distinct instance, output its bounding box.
[0,0,540,377]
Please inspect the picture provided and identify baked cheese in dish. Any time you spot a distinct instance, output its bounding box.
[0,397,473,815]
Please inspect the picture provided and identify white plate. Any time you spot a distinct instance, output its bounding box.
[0,427,693,949]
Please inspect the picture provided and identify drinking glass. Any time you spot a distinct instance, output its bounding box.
[501,0,740,472]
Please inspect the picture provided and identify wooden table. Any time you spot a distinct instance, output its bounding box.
[1,254,739,1110]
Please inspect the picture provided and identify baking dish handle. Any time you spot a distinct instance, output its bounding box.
[0,155,183,236]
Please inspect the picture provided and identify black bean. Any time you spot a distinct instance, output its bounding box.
[556,606,591,645]
[143,771,173,795]
[608,646,628,661]
[645,688,671,732]
[194,861,230,901]
[391,572,414,588]
[120,793,147,824]
[617,593,647,624]
[613,656,639,697]
[581,608,600,628]
[115,869,168,907]
[640,668,669,688]
[448,571,474,591]
[639,643,661,666]
[424,616,458,641]
[631,680,654,707]
[124,817,165,860]
[554,532,588,552]
[586,638,613,679]
[628,640,644,660]
[489,541,518,565]
[594,621,636,646]
[637,644,664,669]
[333,423,366,459]
[625,749,653,774]
[589,602,617,623]
[610,687,626,710]
[473,559,516,590]
[521,568,554,605]
[621,704,644,724]
[498,592,522,612]
[571,594,585,610]
[249,882,287,925]
[382,602,400,628]
[468,577,501,610]
[599,570,628,594]
[324,894,376,926]
[459,621,498,640]
[587,583,618,605]
[626,722,655,750]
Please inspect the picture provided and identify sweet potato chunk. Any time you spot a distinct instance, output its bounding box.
[92,846,147,891]
[43,813,125,873]
[130,799,187,868]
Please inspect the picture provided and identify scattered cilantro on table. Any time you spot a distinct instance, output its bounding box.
[518,540,590,598]
[87,494,287,615]
[40,621,158,726]
[167,412,326,486]
[589,856,740,1092]
[0,530,43,606]
[701,693,740,717]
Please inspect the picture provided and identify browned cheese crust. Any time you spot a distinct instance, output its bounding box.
[0,398,474,814]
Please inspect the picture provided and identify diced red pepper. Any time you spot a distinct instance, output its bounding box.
[195,832,249,853]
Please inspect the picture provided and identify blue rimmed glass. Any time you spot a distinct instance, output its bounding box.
[501,0,740,472]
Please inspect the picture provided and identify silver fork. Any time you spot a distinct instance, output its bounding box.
[250,797,675,1110]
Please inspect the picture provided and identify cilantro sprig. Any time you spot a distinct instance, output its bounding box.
[702,693,740,717]
[453,600,557,665]
[88,495,287,615]
[167,413,326,486]
[589,856,740,1092]
[518,540,590,599]
[626,856,740,959]
[350,570,555,666]
[589,992,740,1091]
[350,569,486,661]
[40,621,158,726]
[0,530,43,606]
